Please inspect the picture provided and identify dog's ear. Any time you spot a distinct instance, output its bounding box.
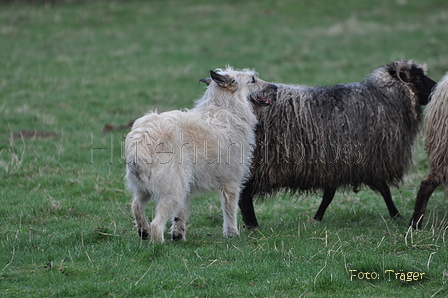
[199,78,212,86]
[210,70,238,92]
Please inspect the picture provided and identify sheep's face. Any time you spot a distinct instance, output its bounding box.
[389,61,437,105]
[247,83,278,107]
[410,68,437,105]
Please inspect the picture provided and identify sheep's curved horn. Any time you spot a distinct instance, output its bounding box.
[395,61,412,84]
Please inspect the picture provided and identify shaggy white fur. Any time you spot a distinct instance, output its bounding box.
[125,67,276,242]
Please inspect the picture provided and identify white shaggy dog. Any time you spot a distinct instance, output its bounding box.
[125,67,277,242]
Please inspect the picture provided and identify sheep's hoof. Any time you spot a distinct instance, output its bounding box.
[391,213,403,220]
[313,215,323,221]
[242,220,260,229]
[243,223,259,230]
[410,218,423,230]
[138,228,149,240]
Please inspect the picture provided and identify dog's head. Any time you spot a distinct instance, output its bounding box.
[199,67,277,110]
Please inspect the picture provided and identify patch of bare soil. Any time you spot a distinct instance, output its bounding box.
[102,121,134,133]
[9,130,57,140]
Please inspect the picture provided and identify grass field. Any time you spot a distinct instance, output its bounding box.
[1,0,448,296]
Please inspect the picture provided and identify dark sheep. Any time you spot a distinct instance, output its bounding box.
[410,72,448,229]
[239,60,437,228]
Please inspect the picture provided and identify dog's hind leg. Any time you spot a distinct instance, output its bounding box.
[131,191,151,240]
[171,195,191,241]
[150,192,185,242]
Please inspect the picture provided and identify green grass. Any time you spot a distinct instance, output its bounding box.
[1,0,448,296]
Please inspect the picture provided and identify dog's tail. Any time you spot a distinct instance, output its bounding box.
[124,130,154,189]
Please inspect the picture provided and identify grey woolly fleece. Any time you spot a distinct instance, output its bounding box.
[248,61,424,196]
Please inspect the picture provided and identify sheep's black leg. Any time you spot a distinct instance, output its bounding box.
[373,181,400,219]
[410,175,439,229]
[238,182,259,229]
[313,187,336,221]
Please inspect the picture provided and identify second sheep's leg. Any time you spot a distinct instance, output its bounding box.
[410,175,439,229]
